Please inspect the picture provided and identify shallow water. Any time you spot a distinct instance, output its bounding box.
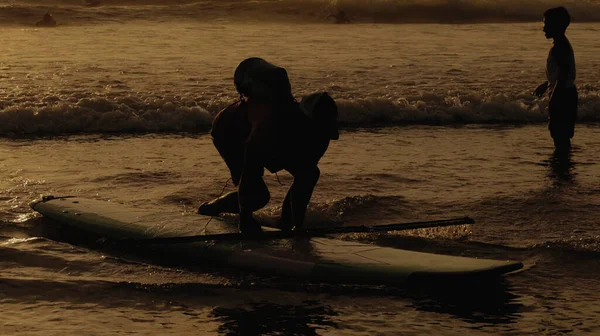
[1,14,600,336]
[2,125,600,335]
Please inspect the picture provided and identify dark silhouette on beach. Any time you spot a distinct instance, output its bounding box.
[533,6,577,153]
[83,0,103,7]
[36,12,57,27]
[198,58,339,234]
[327,10,350,24]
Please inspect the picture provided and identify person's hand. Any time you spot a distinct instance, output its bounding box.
[533,82,549,97]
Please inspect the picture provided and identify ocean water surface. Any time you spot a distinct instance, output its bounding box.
[1,2,600,335]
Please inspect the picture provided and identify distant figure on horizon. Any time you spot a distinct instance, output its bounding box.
[533,6,577,153]
[197,58,339,234]
[327,10,350,24]
[83,0,103,7]
[36,12,57,27]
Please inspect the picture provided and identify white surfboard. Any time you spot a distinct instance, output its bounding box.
[31,196,523,285]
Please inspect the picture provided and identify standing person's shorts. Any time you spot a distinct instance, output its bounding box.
[548,86,578,142]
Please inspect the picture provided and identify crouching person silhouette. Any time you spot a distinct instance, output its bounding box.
[198,58,339,234]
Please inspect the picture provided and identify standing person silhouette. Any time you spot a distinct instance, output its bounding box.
[533,7,577,153]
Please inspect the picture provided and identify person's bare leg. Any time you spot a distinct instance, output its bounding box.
[238,175,270,233]
[279,166,320,231]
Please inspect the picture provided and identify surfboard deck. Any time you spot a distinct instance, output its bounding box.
[30,196,523,285]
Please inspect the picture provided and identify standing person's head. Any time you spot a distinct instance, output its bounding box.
[543,7,571,39]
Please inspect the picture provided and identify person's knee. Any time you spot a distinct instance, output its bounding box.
[294,166,320,186]
[253,186,271,210]
[311,166,321,185]
[244,179,270,211]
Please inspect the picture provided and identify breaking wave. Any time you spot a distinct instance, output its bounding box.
[1,89,599,135]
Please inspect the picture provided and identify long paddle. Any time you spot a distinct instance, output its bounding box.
[129,216,474,245]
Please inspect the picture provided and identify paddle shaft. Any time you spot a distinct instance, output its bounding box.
[129,216,474,245]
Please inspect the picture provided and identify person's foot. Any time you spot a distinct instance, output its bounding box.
[277,217,294,232]
[240,226,263,236]
[197,202,221,216]
[291,225,305,232]
[239,214,263,235]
